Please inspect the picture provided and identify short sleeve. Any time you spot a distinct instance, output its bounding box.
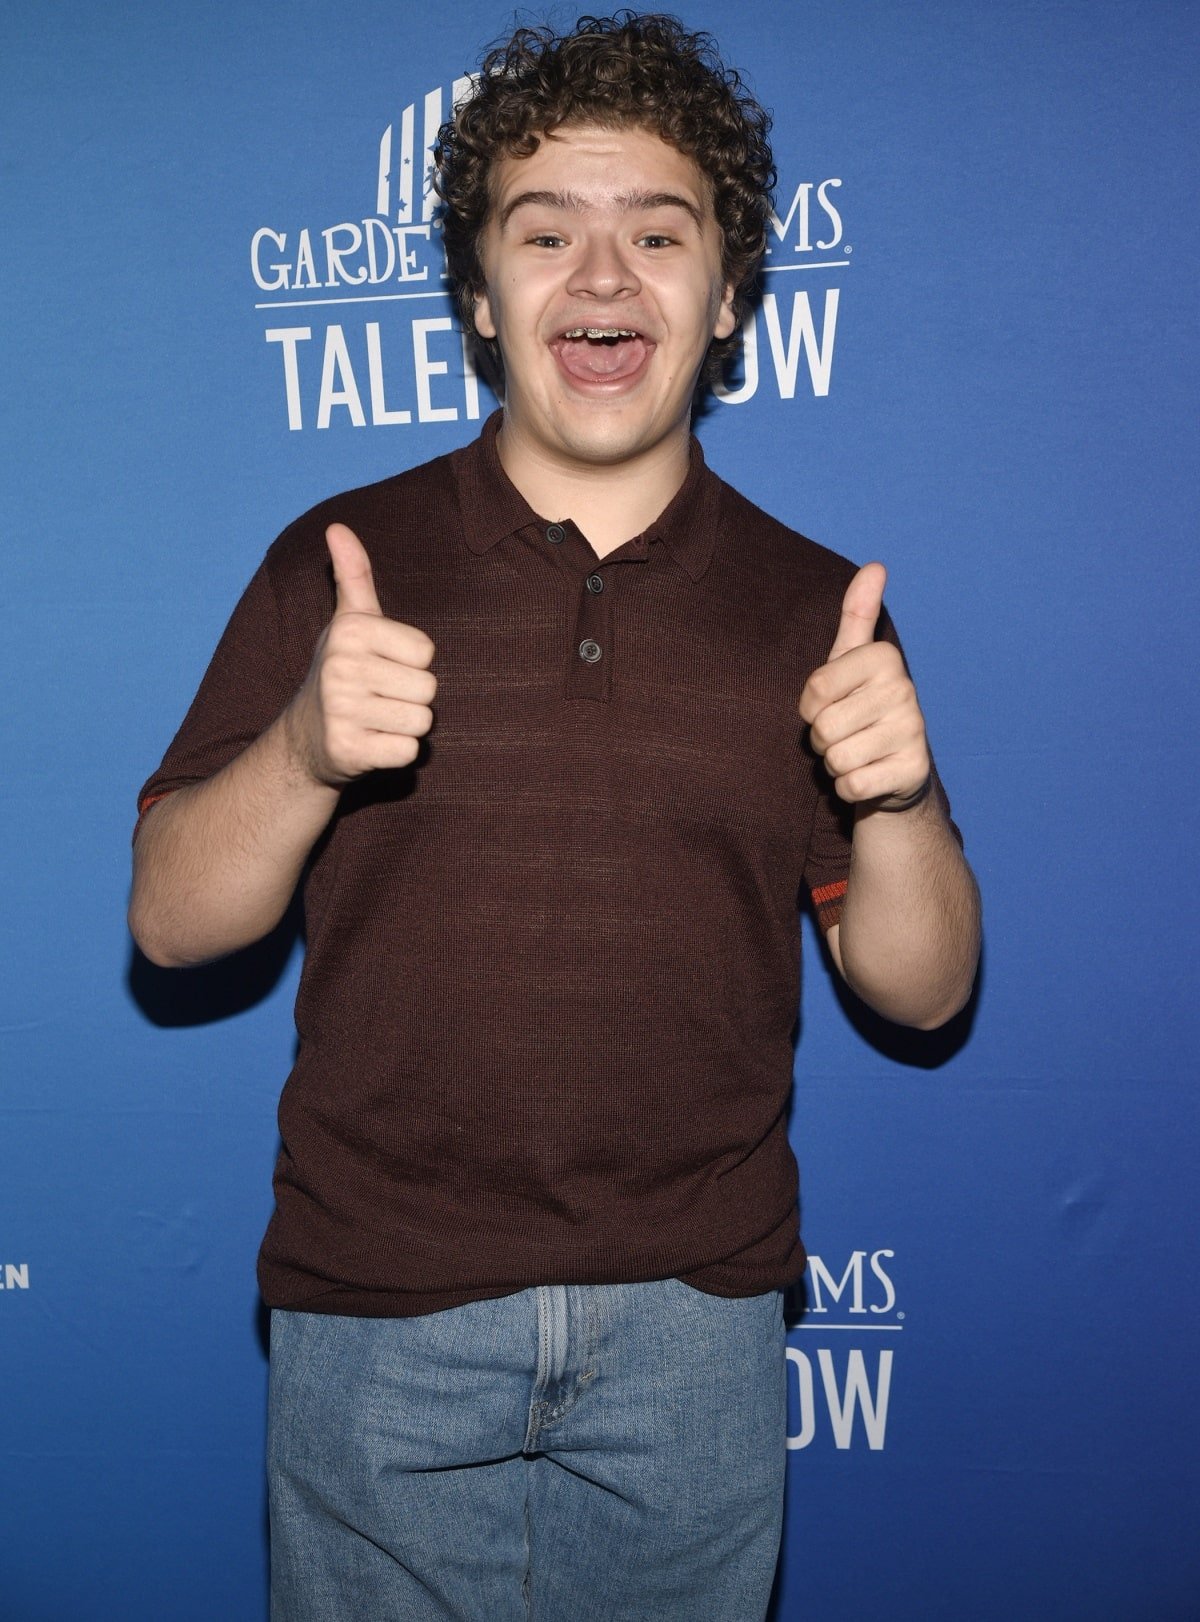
[800,604,961,934]
[133,546,314,839]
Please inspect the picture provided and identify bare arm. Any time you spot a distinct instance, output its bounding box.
[800,564,981,1029]
[128,715,339,968]
[128,525,436,968]
[825,794,980,1029]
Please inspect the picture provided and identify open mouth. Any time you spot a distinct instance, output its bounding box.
[550,326,652,384]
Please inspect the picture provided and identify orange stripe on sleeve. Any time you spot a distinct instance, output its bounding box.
[811,878,848,934]
[810,880,848,908]
[132,788,177,844]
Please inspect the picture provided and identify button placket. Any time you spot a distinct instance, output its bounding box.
[560,533,653,703]
[565,562,612,701]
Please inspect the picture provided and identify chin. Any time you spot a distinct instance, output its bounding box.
[551,394,688,459]
[557,422,670,467]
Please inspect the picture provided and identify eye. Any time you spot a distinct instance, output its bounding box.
[638,233,675,249]
[527,232,566,248]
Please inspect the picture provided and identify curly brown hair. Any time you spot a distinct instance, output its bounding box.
[433,11,775,381]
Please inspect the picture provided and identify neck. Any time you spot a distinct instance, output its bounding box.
[494,420,691,557]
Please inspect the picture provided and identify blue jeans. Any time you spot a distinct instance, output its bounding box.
[268,1280,786,1620]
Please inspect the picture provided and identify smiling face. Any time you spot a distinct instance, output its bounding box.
[474,122,736,482]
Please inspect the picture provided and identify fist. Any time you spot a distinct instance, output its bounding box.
[798,563,930,810]
[287,523,437,786]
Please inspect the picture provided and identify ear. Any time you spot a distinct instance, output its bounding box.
[713,282,737,342]
[474,286,497,341]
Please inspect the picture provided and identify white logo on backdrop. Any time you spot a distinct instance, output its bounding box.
[252,77,481,432]
[788,1249,898,1451]
[717,178,848,405]
[0,1263,30,1292]
[250,77,851,431]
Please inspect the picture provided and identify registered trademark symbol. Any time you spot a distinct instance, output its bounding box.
[845,245,853,254]
[897,1310,905,1319]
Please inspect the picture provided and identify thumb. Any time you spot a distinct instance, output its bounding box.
[828,562,886,659]
[326,523,382,616]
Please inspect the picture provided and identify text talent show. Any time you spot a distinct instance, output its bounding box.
[3,2,1197,1619]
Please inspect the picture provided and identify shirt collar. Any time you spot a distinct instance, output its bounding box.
[452,410,721,583]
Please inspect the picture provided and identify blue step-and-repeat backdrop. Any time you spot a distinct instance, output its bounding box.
[3,2,1197,1617]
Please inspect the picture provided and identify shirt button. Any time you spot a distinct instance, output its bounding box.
[586,573,604,594]
[546,523,565,544]
[578,639,602,664]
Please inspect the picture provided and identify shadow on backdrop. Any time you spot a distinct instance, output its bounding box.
[126,892,305,1028]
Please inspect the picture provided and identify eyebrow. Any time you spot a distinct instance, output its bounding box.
[498,188,705,231]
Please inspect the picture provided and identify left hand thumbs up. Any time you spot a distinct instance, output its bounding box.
[826,561,886,658]
[799,563,931,810]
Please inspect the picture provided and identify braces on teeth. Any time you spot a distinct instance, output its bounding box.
[562,328,641,339]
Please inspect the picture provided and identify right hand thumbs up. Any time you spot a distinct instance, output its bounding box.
[286,524,437,787]
[327,521,384,617]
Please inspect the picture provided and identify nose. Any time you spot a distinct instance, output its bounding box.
[566,229,641,301]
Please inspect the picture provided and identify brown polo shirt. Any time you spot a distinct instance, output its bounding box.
[137,413,912,1316]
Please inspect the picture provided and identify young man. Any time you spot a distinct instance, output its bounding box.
[131,14,979,1619]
